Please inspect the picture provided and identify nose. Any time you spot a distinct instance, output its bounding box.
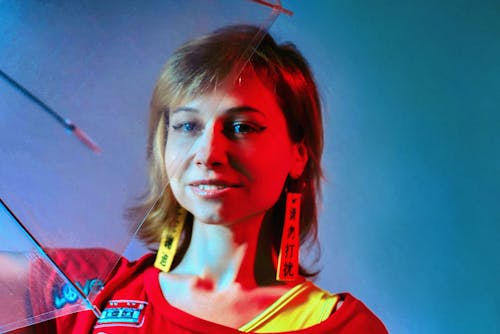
[192,123,228,169]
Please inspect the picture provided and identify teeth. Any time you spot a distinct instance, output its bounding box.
[197,184,226,190]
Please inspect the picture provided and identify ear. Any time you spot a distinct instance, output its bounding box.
[290,142,308,179]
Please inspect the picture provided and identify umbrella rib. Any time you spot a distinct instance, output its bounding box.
[0,69,101,154]
[249,0,293,16]
[0,198,102,319]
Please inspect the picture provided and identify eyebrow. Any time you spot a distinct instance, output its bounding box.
[172,107,198,114]
[172,105,265,116]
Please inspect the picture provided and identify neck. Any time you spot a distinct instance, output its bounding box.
[171,215,276,291]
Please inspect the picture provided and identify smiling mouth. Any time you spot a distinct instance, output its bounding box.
[189,180,239,188]
[189,180,241,197]
[194,184,229,191]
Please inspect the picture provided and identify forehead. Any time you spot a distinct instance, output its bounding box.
[171,73,281,116]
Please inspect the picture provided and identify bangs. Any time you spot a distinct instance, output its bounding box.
[152,25,280,113]
[157,48,251,111]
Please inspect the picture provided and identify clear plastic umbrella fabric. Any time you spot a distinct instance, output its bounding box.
[0,1,288,331]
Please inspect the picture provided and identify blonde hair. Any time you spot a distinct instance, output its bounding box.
[131,25,324,276]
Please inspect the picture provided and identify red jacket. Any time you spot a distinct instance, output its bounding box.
[26,249,387,334]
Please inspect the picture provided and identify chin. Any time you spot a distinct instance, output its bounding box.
[193,212,234,225]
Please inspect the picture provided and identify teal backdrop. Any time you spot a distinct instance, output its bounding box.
[270,1,499,333]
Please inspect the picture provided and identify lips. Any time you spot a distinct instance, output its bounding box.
[188,179,241,198]
[194,184,227,191]
[189,179,238,187]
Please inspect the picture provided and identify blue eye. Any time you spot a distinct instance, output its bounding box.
[225,122,267,137]
[172,122,201,133]
[233,123,254,134]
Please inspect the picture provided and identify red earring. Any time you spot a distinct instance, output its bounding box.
[277,189,302,281]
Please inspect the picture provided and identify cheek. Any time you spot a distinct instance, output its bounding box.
[245,143,292,188]
[168,179,182,200]
[257,140,293,173]
[164,140,189,179]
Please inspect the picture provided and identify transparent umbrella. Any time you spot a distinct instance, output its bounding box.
[0,0,290,332]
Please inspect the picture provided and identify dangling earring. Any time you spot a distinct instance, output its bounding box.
[154,206,187,273]
[276,181,303,281]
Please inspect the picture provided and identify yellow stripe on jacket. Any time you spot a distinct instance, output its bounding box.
[239,281,339,333]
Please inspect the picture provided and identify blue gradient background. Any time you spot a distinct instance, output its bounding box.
[1,1,499,333]
[272,1,499,333]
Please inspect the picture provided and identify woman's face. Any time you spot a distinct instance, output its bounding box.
[165,74,307,226]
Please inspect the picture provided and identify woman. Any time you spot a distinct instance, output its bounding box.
[15,25,387,333]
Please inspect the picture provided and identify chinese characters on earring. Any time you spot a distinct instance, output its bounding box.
[154,206,187,273]
[277,192,301,281]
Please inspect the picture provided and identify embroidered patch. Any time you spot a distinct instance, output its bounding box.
[95,300,148,328]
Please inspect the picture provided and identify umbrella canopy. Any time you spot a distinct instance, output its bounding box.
[0,0,290,331]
